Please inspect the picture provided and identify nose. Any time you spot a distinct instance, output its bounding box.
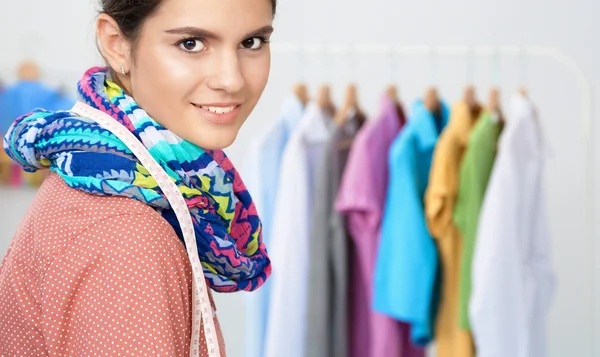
[206,49,245,94]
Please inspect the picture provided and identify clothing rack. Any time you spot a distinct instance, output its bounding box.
[271,43,597,354]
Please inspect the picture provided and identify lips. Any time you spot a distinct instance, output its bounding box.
[192,103,242,125]
[199,105,238,114]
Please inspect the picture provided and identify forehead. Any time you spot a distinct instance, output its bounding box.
[149,0,273,35]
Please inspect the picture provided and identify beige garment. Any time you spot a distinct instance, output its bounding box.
[0,172,226,356]
[425,101,480,357]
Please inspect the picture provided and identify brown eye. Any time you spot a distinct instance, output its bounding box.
[240,37,264,50]
[179,39,205,53]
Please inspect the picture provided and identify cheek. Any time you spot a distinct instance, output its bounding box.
[129,42,200,125]
[243,53,271,99]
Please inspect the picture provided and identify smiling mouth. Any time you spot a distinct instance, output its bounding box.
[192,103,242,125]
[193,104,241,114]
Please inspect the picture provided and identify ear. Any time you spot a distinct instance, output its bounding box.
[96,14,132,75]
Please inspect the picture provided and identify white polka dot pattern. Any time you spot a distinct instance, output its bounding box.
[71,101,220,357]
[0,173,226,356]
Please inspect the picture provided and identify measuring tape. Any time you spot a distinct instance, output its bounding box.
[71,101,221,357]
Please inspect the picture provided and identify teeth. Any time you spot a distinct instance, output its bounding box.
[200,105,237,114]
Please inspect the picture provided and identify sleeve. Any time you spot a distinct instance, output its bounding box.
[373,138,438,346]
[470,116,555,357]
[469,141,527,357]
[524,121,555,357]
[304,139,335,357]
[528,175,555,357]
[40,213,208,357]
[335,133,380,234]
[425,128,459,240]
[264,137,310,357]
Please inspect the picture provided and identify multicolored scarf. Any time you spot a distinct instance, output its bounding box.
[3,67,270,293]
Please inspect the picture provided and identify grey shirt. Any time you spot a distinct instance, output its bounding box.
[304,112,365,357]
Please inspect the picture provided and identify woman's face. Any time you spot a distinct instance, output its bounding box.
[112,0,273,150]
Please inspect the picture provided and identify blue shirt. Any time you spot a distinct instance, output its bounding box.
[373,99,449,346]
[242,94,305,357]
[0,80,75,134]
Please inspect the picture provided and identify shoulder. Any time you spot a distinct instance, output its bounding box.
[22,172,183,268]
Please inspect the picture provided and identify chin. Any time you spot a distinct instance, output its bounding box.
[190,133,238,151]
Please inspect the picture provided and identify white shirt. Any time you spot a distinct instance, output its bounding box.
[242,95,305,357]
[470,93,556,357]
[264,103,334,357]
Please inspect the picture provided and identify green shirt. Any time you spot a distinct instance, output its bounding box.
[453,112,503,330]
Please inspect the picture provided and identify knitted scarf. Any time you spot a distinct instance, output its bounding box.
[3,66,271,293]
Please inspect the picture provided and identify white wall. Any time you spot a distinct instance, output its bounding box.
[1,1,599,356]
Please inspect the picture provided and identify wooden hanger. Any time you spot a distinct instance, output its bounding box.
[386,84,407,125]
[293,83,309,108]
[463,85,482,119]
[17,60,40,81]
[488,87,503,123]
[386,84,399,104]
[335,83,363,125]
[424,86,440,113]
[518,86,528,97]
[317,84,335,116]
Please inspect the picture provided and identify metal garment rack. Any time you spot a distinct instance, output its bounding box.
[272,43,597,352]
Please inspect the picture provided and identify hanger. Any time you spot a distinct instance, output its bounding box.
[335,83,364,125]
[317,84,335,116]
[424,86,440,113]
[386,84,399,104]
[386,84,407,125]
[293,83,309,108]
[488,87,503,123]
[17,60,40,81]
[334,83,364,150]
[423,86,444,133]
[463,85,482,120]
[518,86,528,97]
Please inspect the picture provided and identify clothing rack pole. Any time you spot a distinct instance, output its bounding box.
[272,43,596,354]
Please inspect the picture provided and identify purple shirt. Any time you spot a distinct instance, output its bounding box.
[335,95,425,357]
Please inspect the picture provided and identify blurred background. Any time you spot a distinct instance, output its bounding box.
[0,1,599,357]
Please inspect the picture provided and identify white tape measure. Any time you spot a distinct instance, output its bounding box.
[71,101,221,357]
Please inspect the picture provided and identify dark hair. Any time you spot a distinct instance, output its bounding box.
[100,0,277,45]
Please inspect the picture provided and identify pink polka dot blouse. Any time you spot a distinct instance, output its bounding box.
[0,172,226,356]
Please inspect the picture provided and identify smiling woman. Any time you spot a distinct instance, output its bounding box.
[99,0,276,149]
[0,0,276,356]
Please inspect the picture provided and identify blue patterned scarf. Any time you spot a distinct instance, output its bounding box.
[3,66,271,292]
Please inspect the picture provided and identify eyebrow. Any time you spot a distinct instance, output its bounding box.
[165,25,274,40]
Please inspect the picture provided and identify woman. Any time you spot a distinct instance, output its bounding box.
[0,0,275,355]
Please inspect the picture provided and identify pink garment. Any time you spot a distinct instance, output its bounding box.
[0,173,226,356]
[336,95,424,357]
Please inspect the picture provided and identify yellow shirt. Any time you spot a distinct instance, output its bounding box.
[425,101,480,357]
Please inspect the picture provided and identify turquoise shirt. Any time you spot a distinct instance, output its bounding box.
[373,99,449,346]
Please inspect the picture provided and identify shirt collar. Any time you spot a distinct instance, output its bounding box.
[378,94,406,133]
[279,93,305,134]
[301,102,335,143]
[410,98,450,149]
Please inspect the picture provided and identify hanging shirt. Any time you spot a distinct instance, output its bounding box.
[470,93,555,357]
[453,112,503,330]
[373,99,449,347]
[336,95,425,357]
[304,110,365,357]
[0,80,75,134]
[424,100,481,357]
[264,103,334,357]
[242,95,305,357]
